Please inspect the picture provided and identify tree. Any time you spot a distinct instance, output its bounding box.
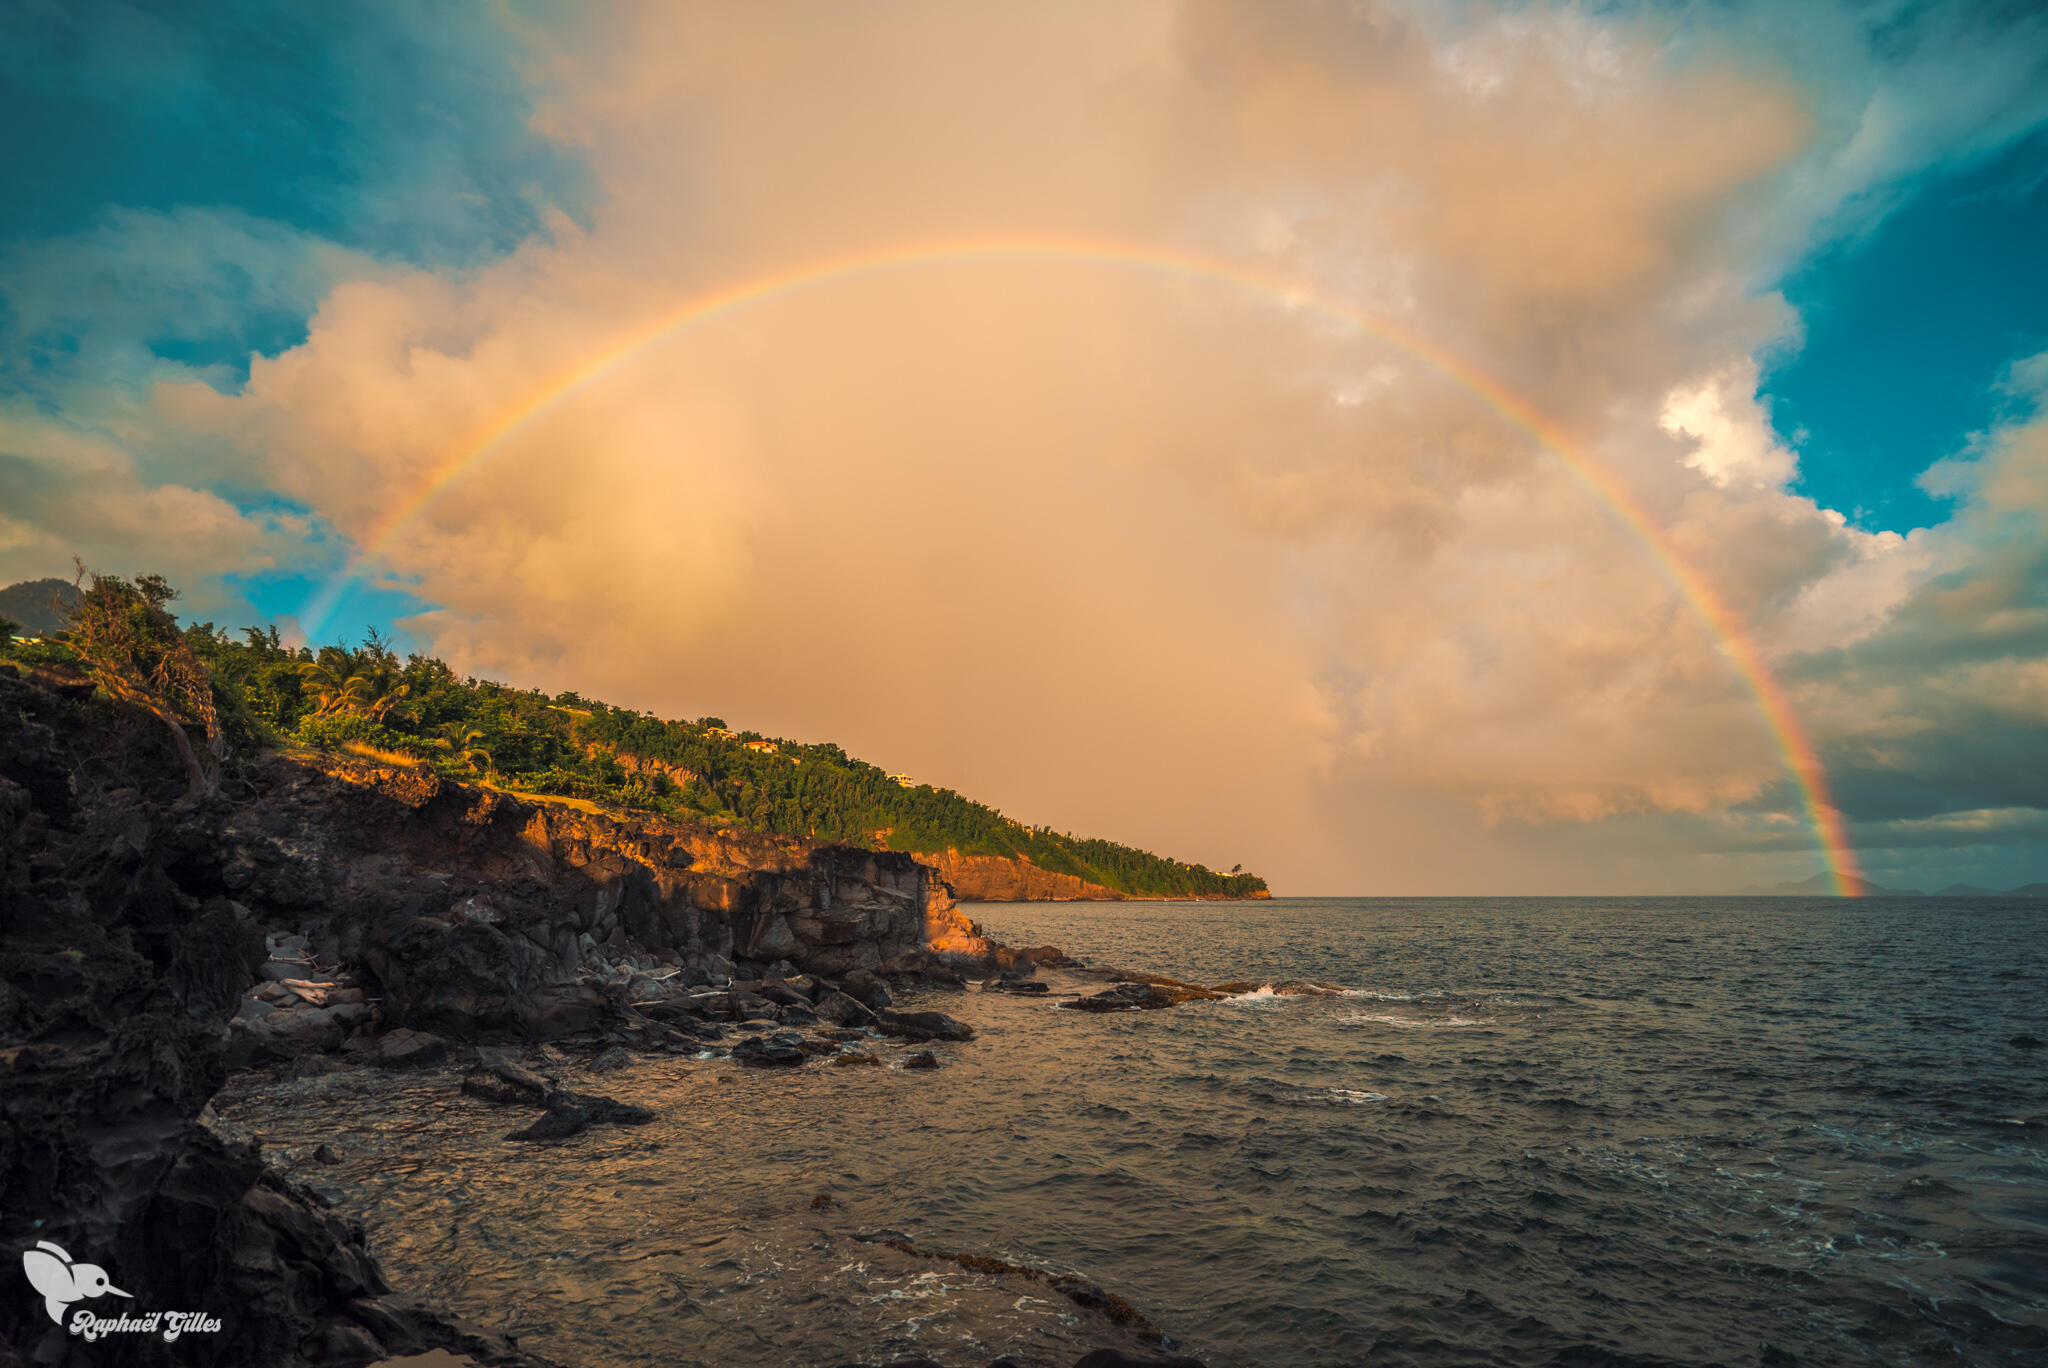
[0,613,19,641]
[298,647,361,717]
[298,640,410,722]
[64,565,225,802]
[435,722,494,773]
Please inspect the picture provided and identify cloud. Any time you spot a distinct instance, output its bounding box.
[11,1,2048,891]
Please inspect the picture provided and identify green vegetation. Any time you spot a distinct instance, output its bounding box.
[64,571,225,801]
[2,584,1266,899]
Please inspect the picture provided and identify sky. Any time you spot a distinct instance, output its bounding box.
[3,0,2046,895]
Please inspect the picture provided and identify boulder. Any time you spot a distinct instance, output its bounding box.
[731,1033,808,1068]
[462,1059,555,1107]
[365,916,555,1039]
[814,989,878,1028]
[843,968,893,1010]
[506,1103,595,1143]
[265,1004,346,1051]
[904,1051,941,1070]
[585,1044,633,1074]
[875,1009,975,1042]
[729,988,777,1020]
[360,1027,448,1068]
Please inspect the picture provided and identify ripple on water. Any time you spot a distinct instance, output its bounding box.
[227,897,2048,1368]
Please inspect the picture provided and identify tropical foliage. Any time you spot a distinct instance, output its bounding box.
[3,588,1268,897]
[61,570,225,800]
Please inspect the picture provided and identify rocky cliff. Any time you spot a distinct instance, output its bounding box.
[221,752,986,1046]
[0,666,989,1367]
[921,849,1273,902]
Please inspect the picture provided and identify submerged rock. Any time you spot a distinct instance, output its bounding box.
[462,1058,654,1135]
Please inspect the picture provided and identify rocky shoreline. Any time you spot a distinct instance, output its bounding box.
[0,666,1257,1368]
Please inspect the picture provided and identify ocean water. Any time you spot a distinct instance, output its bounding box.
[222,897,2048,1368]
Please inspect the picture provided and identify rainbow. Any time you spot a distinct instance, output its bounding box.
[300,235,1863,894]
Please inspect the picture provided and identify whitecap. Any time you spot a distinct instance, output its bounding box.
[1337,1013,1494,1029]
[1327,1089,1388,1105]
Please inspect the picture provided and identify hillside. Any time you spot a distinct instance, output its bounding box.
[0,576,82,634]
[0,578,1267,900]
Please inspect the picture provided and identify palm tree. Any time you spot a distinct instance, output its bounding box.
[435,722,493,773]
[298,644,410,721]
[298,648,360,716]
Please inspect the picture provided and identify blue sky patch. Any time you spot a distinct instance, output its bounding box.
[1763,131,2048,531]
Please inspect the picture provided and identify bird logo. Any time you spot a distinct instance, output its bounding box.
[21,1241,131,1325]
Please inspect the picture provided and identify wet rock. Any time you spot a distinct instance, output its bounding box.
[1062,982,1213,1012]
[463,1059,556,1107]
[778,1003,821,1027]
[463,1058,653,1131]
[586,1043,634,1073]
[875,1009,975,1042]
[814,988,879,1028]
[983,978,1050,994]
[904,1051,941,1070]
[831,1051,882,1067]
[843,967,893,1010]
[506,1102,595,1143]
[2012,1033,2044,1048]
[313,1143,342,1165]
[732,1033,809,1068]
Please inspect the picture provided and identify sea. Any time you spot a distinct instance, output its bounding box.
[220,897,2048,1368]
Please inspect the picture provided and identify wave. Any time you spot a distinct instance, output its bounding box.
[1337,1013,1494,1029]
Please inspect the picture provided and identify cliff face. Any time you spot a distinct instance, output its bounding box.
[0,668,991,1367]
[920,849,1272,902]
[0,670,555,1367]
[222,754,986,1040]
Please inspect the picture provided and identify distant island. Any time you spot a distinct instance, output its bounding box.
[1,575,1267,901]
[1738,872,2048,897]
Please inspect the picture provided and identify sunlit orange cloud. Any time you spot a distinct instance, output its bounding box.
[151,0,1926,892]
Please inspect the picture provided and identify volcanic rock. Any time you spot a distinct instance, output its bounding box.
[875,1009,975,1042]
[732,1033,809,1068]
[843,967,893,1010]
